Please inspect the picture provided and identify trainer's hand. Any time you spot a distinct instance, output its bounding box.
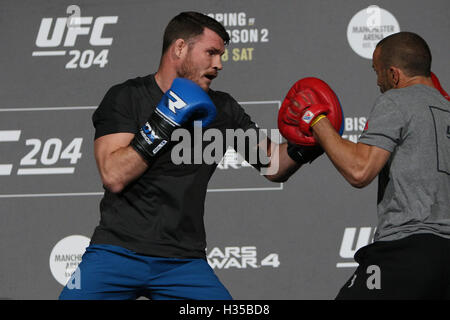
[278,77,344,146]
[278,77,344,164]
[130,78,217,164]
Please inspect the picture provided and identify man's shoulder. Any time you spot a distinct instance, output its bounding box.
[208,88,239,109]
[208,88,233,100]
[103,74,154,102]
[383,84,438,100]
[376,86,419,107]
[109,75,152,93]
[381,87,411,100]
[383,84,449,108]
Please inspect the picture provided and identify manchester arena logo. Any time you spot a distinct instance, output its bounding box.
[347,5,400,59]
[49,235,90,287]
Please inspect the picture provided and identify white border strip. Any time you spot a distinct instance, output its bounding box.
[0,185,283,198]
[0,192,104,198]
[0,130,21,141]
[0,101,282,198]
[32,51,66,56]
[336,262,359,268]
[0,106,97,112]
[0,165,13,176]
[17,167,75,175]
[0,101,281,112]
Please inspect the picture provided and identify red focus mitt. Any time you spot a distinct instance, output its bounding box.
[431,72,450,101]
[278,77,344,146]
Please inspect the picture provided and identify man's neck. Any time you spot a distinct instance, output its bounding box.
[154,70,176,93]
[397,75,434,89]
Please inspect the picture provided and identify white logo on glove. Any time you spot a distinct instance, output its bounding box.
[168,91,187,113]
[302,111,315,123]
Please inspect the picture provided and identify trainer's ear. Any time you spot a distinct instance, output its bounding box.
[388,66,401,88]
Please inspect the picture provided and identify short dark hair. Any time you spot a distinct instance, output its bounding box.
[375,32,431,77]
[162,12,230,54]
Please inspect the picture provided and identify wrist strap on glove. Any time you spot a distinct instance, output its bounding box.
[310,114,327,127]
[287,142,324,165]
[130,112,175,164]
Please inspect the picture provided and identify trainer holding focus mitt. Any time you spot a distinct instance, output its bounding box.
[304,32,450,299]
[278,77,344,164]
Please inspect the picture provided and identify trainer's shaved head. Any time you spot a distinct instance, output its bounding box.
[375,32,431,77]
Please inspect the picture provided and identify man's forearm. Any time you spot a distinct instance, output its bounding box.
[312,117,390,188]
[264,142,301,182]
[96,145,149,193]
[312,118,364,186]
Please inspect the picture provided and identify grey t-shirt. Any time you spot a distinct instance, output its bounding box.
[359,84,450,242]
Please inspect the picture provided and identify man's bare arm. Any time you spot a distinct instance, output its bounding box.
[312,118,390,188]
[258,138,302,183]
[94,133,148,193]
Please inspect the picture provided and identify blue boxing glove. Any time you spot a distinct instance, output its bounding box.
[155,78,217,127]
[130,78,217,163]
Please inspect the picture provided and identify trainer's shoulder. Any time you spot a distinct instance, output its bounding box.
[372,90,399,110]
[376,86,423,110]
[383,84,444,102]
[397,85,448,109]
[381,86,412,101]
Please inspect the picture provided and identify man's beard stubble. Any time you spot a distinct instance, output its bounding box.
[178,52,197,83]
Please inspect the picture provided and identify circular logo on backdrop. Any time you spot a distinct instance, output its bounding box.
[49,235,90,286]
[347,5,400,59]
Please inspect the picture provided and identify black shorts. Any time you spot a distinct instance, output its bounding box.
[336,233,450,300]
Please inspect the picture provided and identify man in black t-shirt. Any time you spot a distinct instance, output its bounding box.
[59,12,321,300]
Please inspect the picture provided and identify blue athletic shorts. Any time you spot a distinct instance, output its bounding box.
[59,244,232,300]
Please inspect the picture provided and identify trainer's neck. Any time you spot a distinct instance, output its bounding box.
[397,76,434,89]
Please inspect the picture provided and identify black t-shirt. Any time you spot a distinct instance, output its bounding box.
[90,74,258,259]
